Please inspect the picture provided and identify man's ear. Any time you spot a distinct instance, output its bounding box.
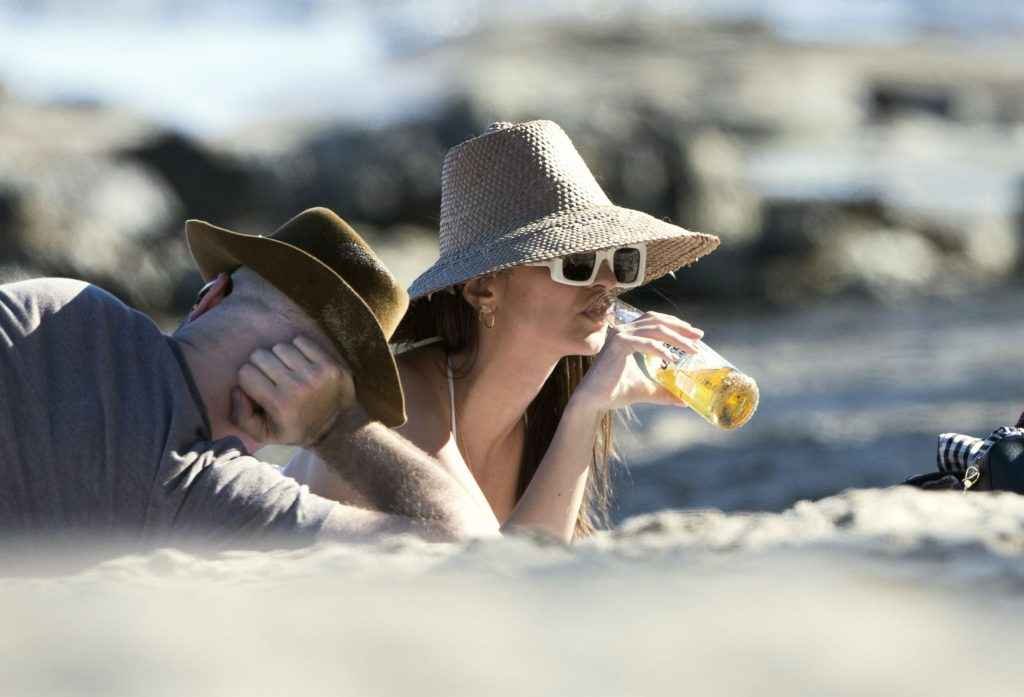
[186,272,232,322]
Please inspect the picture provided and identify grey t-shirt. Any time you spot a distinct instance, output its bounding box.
[0,278,338,547]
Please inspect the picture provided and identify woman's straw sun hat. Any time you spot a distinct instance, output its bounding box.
[408,120,721,300]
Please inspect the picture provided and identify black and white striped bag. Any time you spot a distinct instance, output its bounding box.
[934,424,1024,491]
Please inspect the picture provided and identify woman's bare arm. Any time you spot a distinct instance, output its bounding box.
[502,312,702,542]
[499,398,602,542]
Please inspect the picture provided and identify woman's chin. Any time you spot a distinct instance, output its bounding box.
[552,315,608,357]
[576,326,608,356]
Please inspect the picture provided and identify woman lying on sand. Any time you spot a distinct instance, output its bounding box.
[284,120,720,541]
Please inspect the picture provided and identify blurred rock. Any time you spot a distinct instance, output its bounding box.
[117,132,263,225]
[949,218,1020,279]
[810,227,942,301]
[870,79,988,123]
[664,197,893,305]
[999,85,1024,125]
[758,198,888,258]
[1015,175,1024,245]
[893,212,1021,280]
[671,198,961,305]
[753,197,959,303]
[564,116,764,241]
[286,122,449,228]
[0,99,158,158]
[238,92,766,249]
[564,109,683,224]
[869,76,1024,126]
[636,245,765,305]
[573,118,763,243]
[209,22,1024,309]
[293,19,858,250]
[0,263,42,285]
[447,22,864,140]
[0,182,18,234]
[213,101,480,229]
[5,19,1024,314]
[750,208,1018,305]
[356,223,439,290]
[676,129,762,246]
[0,98,285,315]
[0,153,188,315]
[1019,176,1024,270]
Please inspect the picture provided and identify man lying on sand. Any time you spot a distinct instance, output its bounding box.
[0,207,498,547]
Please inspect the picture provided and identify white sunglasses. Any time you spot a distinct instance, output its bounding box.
[524,243,647,289]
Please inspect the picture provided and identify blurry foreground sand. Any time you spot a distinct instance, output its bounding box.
[3,487,1024,696]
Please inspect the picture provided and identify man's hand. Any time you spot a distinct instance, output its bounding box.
[231,335,357,447]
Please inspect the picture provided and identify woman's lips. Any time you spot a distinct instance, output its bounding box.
[581,295,613,322]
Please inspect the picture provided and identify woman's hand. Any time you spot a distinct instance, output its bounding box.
[571,311,704,412]
[230,335,357,446]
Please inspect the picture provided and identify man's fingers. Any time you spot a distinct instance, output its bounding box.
[271,342,312,373]
[230,386,268,440]
[293,335,350,388]
[248,348,294,386]
[238,362,279,412]
[293,335,337,368]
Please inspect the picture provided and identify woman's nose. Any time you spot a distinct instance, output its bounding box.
[592,258,617,288]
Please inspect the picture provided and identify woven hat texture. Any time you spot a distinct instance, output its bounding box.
[408,120,721,299]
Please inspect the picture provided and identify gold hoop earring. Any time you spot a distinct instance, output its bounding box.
[480,305,496,329]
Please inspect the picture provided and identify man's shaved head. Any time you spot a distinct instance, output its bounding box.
[174,267,330,356]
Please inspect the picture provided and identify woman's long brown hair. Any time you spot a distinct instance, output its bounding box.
[393,284,616,538]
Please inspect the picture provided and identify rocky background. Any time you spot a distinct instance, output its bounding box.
[3,17,1022,322]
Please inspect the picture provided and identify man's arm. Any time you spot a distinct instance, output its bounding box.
[312,405,498,539]
[165,437,481,545]
[232,336,499,540]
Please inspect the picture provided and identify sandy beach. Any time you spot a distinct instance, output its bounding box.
[4,487,1024,696]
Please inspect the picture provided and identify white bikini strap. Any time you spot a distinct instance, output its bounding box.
[446,354,457,440]
[393,336,443,355]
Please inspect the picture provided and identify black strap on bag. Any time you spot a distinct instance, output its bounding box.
[902,471,965,491]
[973,430,1024,493]
[904,416,1024,494]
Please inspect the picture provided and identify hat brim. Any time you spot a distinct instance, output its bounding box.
[186,221,406,428]
[407,205,720,300]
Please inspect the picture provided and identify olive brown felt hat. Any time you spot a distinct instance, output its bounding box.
[407,120,721,300]
[186,207,409,427]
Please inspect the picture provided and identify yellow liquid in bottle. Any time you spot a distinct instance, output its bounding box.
[651,363,759,430]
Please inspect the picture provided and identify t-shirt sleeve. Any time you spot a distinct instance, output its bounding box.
[0,278,194,532]
[158,437,340,548]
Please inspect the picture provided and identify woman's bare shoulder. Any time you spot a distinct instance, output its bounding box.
[395,345,450,450]
[396,343,446,398]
